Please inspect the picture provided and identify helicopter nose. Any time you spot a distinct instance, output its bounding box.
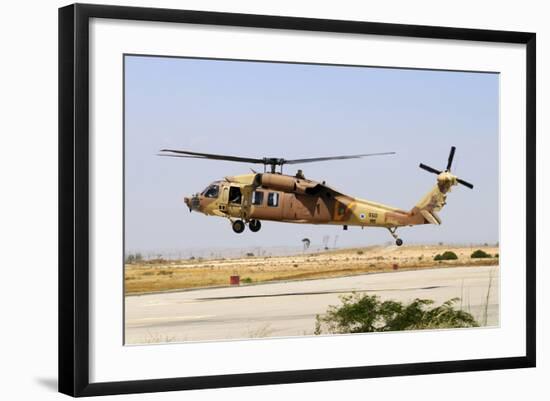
[185,194,202,212]
[184,197,192,212]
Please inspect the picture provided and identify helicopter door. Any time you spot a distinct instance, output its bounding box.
[219,186,229,213]
[240,185,253,221]
[227,185,252,220]
[226,186,240,217]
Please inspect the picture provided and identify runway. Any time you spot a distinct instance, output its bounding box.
[124,265,499,344]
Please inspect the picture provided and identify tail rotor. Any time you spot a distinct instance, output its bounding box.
[419,146,474,189]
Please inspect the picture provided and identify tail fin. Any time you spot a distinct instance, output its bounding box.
[413,173,458,225]
[413,146,474,225]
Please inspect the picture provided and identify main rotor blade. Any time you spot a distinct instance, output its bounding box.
[284,152,395,165]
[457,178,474,189]
[419,163,442,175]
[158,154,215,160]
[159,149,265,164]
[446,146,456,171]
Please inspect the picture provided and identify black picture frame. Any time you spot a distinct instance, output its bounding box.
[59,3,536,397]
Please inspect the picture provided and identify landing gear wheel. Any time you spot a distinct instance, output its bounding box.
[232,220,245,234]
[249,219,261,232]
[387,227,403,246]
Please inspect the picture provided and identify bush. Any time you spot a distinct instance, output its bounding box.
[357,250,364,255]
[471,249,491,259]
[241,277,253,284]
[314,293,478,335]
[434,251,458,261]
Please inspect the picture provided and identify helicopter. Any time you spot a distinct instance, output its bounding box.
[159,146,473,246]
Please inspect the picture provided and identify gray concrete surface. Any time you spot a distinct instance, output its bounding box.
[125,266,499,344]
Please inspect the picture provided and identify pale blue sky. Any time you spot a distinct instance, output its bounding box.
[124,55,499,256]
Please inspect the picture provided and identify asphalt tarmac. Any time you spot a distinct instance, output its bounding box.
[125,265,499,344]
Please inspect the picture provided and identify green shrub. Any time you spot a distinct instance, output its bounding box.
[434,251,458,261]
[471,249,491,259]
[241,277,253,284]
[357,250,364,255]
[314,293,478,335]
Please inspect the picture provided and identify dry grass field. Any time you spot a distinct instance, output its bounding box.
[125,244,498,295]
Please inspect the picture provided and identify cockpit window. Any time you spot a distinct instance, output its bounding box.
[202,184,219,199]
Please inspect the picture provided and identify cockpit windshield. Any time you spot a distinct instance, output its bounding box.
[201,182,220,199]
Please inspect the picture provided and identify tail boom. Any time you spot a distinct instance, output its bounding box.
[411,172,459,225]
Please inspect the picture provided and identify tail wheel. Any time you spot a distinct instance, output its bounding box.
[232,220,245,234]
[249,219,261,232]
[387,227,403,246]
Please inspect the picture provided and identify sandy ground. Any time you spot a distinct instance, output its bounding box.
[125,244,498,294]
[125,265,499,344]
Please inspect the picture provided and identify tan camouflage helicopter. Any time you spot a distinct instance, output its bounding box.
[159,146,473,246]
